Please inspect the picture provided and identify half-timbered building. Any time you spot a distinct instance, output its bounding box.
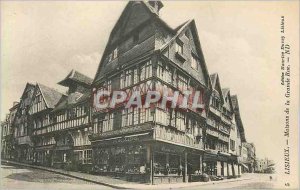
[0,0,253,185]
[29,83,64,166]
[1,102,19,160]
[89,1,211,184]
[50,70,93,170]
[231,95,247,173]
[204,74,230,177]
[13,83,35,163]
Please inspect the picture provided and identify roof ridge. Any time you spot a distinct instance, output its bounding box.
[37,82,65,95]
[159,19,193,51]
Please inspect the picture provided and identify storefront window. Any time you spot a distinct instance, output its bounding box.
[94,145,146,174]
[154,152,181,176]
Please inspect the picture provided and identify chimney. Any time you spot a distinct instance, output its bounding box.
[148,1,164,15]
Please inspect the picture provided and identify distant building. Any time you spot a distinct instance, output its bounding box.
[13,83,35,163]
[255,158,275,173]
[241,142,256,173]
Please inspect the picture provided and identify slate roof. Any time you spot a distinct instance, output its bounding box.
[222,88,230,98]
[37,83,65,109]
[52,89,91,112]
[58,70,93,87]
[210,73,218,88]
[158,19,211,88]
[231,95,238,110]
[20,83,35,99]
[231,95,246,142]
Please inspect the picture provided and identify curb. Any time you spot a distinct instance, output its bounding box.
[1,160,128,189]
[1,160,252,189]
[121,178,252,189]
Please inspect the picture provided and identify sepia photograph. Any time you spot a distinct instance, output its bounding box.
[1,1,299,189]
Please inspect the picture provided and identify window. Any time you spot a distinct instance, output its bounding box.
[108,113,114,130]
[108,53,112,62]
[121,107,153,127]
[140,108,146,124]
[128,108,133,126]
[175,111,185,131]
[108,47,118,62]
[124,70,133,88]
[191,55,199,70]
[185,30,189,38]
[155,108,170,126]
[157,61,171,83]
[175,41,183,54]
[177,75,188,91]
[94,115,105,133]
[133,68,138,84]
[107,80,112,92]
[133,107,139,125]
[230,139,236,151]
[101,113,114,132]
[140,61,152,81]
[113,48,118,59]
[83,149,92,164]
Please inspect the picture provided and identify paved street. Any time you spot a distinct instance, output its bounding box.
[1,164,113,190]
[183,173,277,190]
[1,164,278,190]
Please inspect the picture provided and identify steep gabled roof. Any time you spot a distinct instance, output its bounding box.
[160,19,211,88]
[20,82,35,100]
[58,70,93,87]
[37,83,66,109]
[222,88,234,112]
[222,88,230,98]
[210,73,218,87]
[93,1,174,85]
[210,73,224,103]
[231,95,246,142]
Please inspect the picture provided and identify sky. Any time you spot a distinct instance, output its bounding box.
[1,0,299,183]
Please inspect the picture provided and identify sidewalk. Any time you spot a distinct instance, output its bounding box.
[1,159,252,189]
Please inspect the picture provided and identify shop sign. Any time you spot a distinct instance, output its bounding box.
[94,133,152,146]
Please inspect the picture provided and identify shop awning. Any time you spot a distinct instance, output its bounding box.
[35,145,55,151]
[54,145,73,151]
[241,163,249,171]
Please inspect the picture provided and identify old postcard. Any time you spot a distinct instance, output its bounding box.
[1,1,299,189]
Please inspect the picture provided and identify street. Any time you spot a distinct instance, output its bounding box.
[183,173,277,189]
[1,164,277,190]
[1,164,113,190]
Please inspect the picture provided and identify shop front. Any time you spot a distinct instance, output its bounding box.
[203,150,234,179]
[152,142,204,184]
[34,145,55,166]
[90,131,205,184]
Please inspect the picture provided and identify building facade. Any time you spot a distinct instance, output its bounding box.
[29,70,93,171]
[241,142,256,173]
[13,83,35,163]
[255,158,275,173]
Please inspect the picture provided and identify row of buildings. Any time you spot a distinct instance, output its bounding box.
[1,1,256,184]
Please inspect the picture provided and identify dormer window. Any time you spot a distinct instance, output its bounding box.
[191,54,199,70]
[184,30,189,39]
[175,40,186,62]
[108,47,118,62]
[175,41,183,54]
[113,48,118,59]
